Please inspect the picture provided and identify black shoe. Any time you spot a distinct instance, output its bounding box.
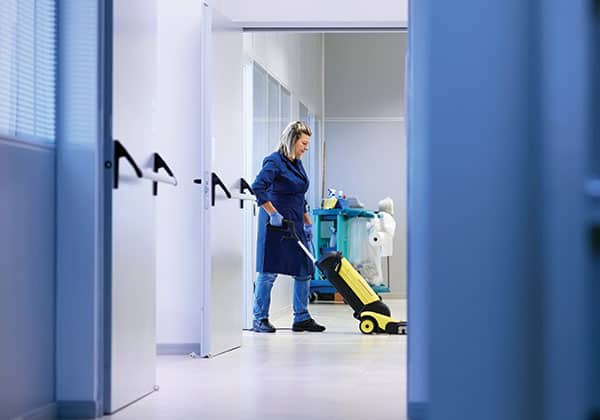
[253,318,276,333]
[292,318,326,332]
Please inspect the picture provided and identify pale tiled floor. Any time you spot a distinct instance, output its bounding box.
[103,299,407,420]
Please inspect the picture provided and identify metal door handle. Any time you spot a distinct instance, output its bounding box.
[211,172,231,206]
[239,177,255,209]
[147,153,177,196]
[141,169,177,188]
[113,140,142,189]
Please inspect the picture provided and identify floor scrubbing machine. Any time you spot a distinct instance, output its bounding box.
[269,220,407,335]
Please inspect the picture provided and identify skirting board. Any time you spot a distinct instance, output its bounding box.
[157,342,202,355]
[11,403,56,420]
[57,401,101,419]
[408,401,429,420]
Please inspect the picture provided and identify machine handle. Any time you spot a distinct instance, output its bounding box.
[266,219,296,239]
[266,220,316,263]
[113,140,142,189]
[211,172,231,206]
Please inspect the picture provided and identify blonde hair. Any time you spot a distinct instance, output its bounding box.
[278,120,312,159]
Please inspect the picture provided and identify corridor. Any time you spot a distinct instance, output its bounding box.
[102,300,407,420]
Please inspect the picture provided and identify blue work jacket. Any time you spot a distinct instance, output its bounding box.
[252,151,314,277]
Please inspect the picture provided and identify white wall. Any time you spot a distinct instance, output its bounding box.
[324,33,407,298]
[244,32,322,116]
[217,0,407,28]
[244,32,323,318]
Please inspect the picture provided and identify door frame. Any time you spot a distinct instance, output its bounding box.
[242,56,256,330]
[199,0,212,356]
[101,0,113,413]
[240,26,407,330]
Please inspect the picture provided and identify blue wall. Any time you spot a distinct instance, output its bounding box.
[0,139,56,419]
[540,0,593,418]
[408,0,543,419]
[408,0,599,418]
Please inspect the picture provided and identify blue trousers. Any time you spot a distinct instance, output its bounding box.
[253,272,312,324]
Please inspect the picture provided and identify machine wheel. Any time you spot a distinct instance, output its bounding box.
[359,316,376,334]
[309,292,318,303]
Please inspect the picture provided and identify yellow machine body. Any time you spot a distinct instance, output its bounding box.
[337,257,380,305]
[359,311,404,333]
[315,251,407,335]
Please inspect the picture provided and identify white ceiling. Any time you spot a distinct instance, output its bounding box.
[212,0,408,29]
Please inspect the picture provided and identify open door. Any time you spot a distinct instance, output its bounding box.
[200,5,244,357]
[154,0,206,356]
[105,0,158,412]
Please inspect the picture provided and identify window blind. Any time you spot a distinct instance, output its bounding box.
[0,0,56,143]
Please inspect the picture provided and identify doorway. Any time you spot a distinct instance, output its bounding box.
[240,31,408,333]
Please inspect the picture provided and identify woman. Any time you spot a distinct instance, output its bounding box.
[251,121,326,333]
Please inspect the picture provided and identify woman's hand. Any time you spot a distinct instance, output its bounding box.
[269,211,283,227]
[261,201,283,226]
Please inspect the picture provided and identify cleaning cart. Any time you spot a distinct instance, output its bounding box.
[268,220,407,335]
[310,207,391,302]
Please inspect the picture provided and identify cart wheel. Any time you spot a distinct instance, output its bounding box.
[309,292,318,303]
[359,317,376,335]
